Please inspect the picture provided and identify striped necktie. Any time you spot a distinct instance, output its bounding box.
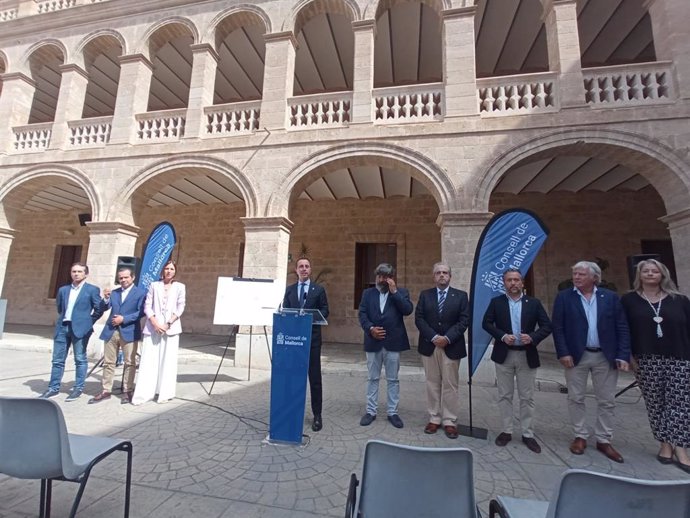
[438,290,446,314]
[299,283,307,307]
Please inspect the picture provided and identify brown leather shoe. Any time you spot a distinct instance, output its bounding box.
[569,437,587,455]
[424,422,440,434]
[87,391,111,404]
[522,436,541,454]
[444,425,459,439]
[495,432,512,446]
[120,391,133,405]
[597,442,624,463]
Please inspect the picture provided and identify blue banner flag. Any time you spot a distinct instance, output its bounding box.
[137,222,176,291]
[468,209,549,376]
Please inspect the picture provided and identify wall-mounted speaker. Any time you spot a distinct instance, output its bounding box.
[78,213,92,226]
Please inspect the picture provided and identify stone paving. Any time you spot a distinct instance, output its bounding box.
[1,327,689,517]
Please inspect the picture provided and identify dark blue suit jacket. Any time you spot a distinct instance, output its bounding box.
[99,285,146,343]
[415,287,469,360]
[54,282,103,339]
[358,287,413,353]
[282,281,329,348]
[552,287,631,367]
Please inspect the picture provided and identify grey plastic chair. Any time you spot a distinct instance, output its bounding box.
[489,468,690,518]
[0,396,133,518]
[345,440,482,518]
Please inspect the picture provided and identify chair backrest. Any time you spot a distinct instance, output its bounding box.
[0,397,72,479]
[546,469,690,518]
[357,440,478,518]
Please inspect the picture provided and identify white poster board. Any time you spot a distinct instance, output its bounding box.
[213,277,283,326]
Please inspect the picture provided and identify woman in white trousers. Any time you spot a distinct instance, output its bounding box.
[132,260,186,405]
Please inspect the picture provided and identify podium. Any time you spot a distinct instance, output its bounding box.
[269,308,327,444]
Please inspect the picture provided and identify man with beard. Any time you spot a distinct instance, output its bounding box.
[483,268,552,453]
[358,263,413,428]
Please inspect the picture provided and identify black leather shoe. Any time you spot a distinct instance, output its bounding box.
[495,432,512,447]
[522,436,542,453]
[360,413,376,426]
[387,414,404,429]
[312,415,322,432]
[39,389,59,399]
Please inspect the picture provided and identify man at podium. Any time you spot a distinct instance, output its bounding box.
[282,256,330,431]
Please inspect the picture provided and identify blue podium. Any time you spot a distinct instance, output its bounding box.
[269,311,314,444]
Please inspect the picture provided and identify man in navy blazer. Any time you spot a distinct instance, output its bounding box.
[282,257,329,432]
[415,262,469,439]
[483,268,552,453]
[358,263,413,429]
[40,262,104,401]
[552,260,631,463]
[89,267,146,405]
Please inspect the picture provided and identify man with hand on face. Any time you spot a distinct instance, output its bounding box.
[283,256,329,431]
[552,261,631,463]
[415,262,469,439]
[89,267,146,405]
[483,268,552,453]
[358,263,413,429]
[40,262,104,402]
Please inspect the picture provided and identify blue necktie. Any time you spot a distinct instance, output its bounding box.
[299,283,307,307]
[438,290,446,314]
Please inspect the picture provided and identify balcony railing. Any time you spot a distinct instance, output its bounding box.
[583,61,675,107]
[205,101,260,136]
[12,122,53,151]
[288,91,352,129]
[67,116,112,147]
[36,0,75,13]
[136,109,185,142]
[0,7,17,20]
[0,0,109,21]
[373,83,443,123]
[477,72,559,116]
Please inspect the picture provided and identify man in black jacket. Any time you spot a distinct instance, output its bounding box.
[482,268,552,453]
[415,262,469,439]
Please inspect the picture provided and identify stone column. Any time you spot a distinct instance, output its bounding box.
[351,20,375,124]
[85,222,140,356]
[235,216,293,369]
[543,0,584,108]
[437,211,494,383]
[0,73,36,154]
[442,7,478,117]
[260,32,297,130]
[109,54,153,145]
[49,64,89,149]
[184,43,219,139]
[0,228,17,298]
[660,208,690,289]
[646,0,690,99]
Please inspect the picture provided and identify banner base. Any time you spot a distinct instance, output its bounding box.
[457,424,488,440]
[263,435,309,448]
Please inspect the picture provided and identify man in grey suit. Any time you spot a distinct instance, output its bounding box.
[415,262,469,439]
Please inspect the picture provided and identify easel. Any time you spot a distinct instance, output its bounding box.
[209,276,282,394]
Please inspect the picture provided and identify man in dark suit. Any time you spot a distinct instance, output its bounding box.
[483,268,552,453]
[358,263,413,428]
[40,262,104,401]
[415,262,469,439]
[282,257,329,431]
[552,260,631,463]
[89,267,146,405]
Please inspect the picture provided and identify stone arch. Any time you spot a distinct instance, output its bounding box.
[363,0,450,20]
[137,17,200,60]
[474,128,690,215]
[0,49,8,72]
[74,29,127,69]
[206,5,272,48]
[0,165,101,228]
[21,39,68,76]
[267,142,457,216]
[112,156,259,225]
[285,0,361,33]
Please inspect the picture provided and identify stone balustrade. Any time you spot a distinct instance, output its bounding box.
[12,122,53,151]
[205,101,261,136]
[67,116,112,147]
[287,92,352,129]
[583,61,675,107]
[136,109,186,142]
[0,6,17,20]
[36,0,76,13]
[373,83,444,123]
[477,72,559,116]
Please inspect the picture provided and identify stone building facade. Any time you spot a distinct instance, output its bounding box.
[0,0,688,352]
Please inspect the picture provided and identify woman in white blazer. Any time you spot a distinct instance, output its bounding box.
[132,260,186,405]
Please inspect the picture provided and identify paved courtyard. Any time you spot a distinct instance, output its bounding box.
[1,327,688,517]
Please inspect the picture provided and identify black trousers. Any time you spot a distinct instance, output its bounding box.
[308,345,323,416]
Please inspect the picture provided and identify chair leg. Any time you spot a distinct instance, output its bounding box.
[40,479,47,518]
[124,443,133,518]
[68,472,92,518]
[40,479,53,518]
